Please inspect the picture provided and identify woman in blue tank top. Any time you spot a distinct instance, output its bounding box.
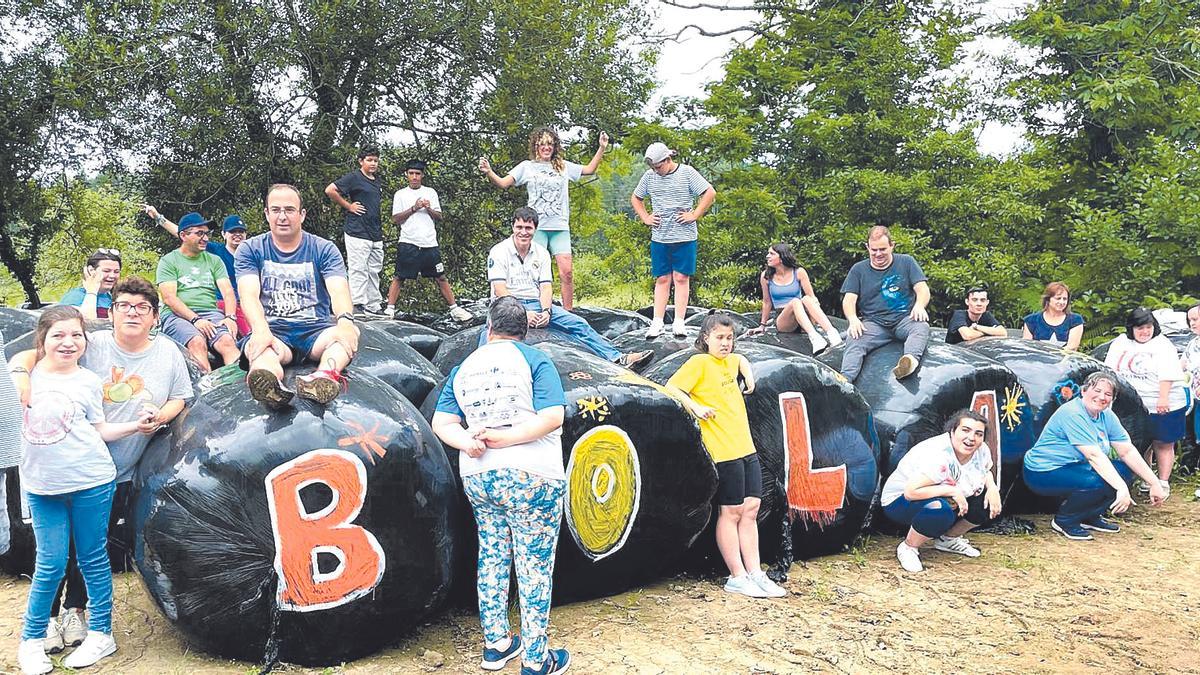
[746,243,843,354]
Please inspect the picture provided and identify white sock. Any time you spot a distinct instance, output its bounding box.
[486,636,512,650]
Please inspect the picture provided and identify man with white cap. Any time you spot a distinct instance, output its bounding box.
[631,142,716,338]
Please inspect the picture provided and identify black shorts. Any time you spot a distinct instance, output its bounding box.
[394,243,445,280]
[715,454,763,506]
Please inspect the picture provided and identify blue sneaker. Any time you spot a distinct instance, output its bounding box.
[1051,518,1093,541]
[521,648,570,675]
[1081,516,1120,533]
[481,635,522,671]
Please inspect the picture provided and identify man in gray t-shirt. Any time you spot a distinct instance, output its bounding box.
[631,142,717,340]
[839,225,931,382]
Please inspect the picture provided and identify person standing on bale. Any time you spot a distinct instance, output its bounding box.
[880,410,1002,573]
[325,146,385,316]
[839,225,931,382]
[479,127,608,310]
[631,142,716,339]
[431,296,572,675]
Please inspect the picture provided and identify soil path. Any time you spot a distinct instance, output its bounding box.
[1,487,1197,674]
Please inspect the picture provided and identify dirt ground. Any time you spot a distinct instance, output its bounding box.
[1,480,1198,675]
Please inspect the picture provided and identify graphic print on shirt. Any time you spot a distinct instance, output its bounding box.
[1111,350,1157,389]
[23,389,75,445]
[456,365,523,427]
[260,260,318,320]
[880,272,912,313]
[524,165,568,220]
[102,365,151,405]
[176,263,215,290]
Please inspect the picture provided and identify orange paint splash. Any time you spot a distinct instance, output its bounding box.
[780,393,846,528]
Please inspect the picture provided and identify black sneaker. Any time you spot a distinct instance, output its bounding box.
[1050,518,1093,541]
[481,635,522,671]
[247,369,294,409]
[1081,516,1120,533]
[521,648,570,675]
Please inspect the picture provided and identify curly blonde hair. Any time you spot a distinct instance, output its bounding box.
[527,127,565,173]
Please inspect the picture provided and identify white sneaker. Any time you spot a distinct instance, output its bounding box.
[60,608,86,647]
[672,319,687,337]
[383,305,396,319]
[62,630,116,669]
[724,574,770,598]
[43,618,64,653]
[1160,479,1171,498]
[646,318,664,338]
[933,535,981,558]
[18,639,53,675]
[748,570,788,597]
[809,332,829,355]
[449,305,473,322]
[825,329,843,347]
[896,542,923,572]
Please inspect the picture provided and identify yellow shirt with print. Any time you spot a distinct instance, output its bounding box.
[668,353,756,463]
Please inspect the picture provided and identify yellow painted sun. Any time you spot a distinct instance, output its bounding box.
[1001,384,1026,431]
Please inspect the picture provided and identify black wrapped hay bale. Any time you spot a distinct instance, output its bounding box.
[635,304,707,320]
[610,326,701,369]
[368,320,446,360]
[353,321,443,406]
[814,341,1035,503]
[644,343,879,566]
[742,329,822,356]
[684,311,757,333]
[431,324,607,376]
[133,369,458,666]
[0,307,38,342]
[0,468,33,575]
[395,299,488,333]
[421,342,717,603]
[570,306,651,340]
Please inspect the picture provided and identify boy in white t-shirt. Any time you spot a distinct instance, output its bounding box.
[385,160,472,322]
[880,410,1002,573]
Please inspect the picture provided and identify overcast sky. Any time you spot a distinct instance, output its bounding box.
[650,0,1034,156]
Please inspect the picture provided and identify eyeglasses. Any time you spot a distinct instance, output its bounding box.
[268,206,300,216]
[184,230,211,238]
[112,301,154,316]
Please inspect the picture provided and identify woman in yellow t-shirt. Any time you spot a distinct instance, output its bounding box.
[666,312,786,599]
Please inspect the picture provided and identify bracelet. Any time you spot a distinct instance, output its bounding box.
[189,316,201,324]
[10,367,28,374]
[336,312,355,323]
[155,214,166,225]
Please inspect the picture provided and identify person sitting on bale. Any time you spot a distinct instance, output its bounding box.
[880,410,1002,573]
[235,183,359,408]
[484,206,652,371]
[744,242,842,354]
[1022,281,1084,351]
[839,225,931,381]
[945,287,1006,345]
[1023,371,1166,541]
[59,249,122,320]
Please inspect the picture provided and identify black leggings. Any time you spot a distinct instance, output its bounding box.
[51,481,133,614]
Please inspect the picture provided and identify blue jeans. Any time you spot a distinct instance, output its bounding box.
[1023,461,1133,529]
[463,469,565,668]
[23,481,116,639]
[479,299,621,361]
[882,492,989,539]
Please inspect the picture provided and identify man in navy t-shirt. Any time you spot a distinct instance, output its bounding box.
[946,287,1006,345]
[324,146,384,316]
[234,184,360,408]
[840,225,931,382]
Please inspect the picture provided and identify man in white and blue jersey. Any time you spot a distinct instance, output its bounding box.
[484,207,652,371]
[431,296,572,675]
[631,142,716,339]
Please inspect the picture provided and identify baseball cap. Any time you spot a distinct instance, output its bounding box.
[644,142,675,165]
[222,214,247,232]
[405,159,428,172]
[177,212,213,233]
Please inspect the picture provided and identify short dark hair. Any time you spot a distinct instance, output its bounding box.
[513,206,539,227]
[694,311,737,353]
[944,409,989,434]
[111,276,160,315]
[405,159,427,172]
[86,249,122,269]
[35,305,87,360]
[1124,307,1161,340]
[965,287,988,300]
[488,296,528,340]
[358,146,380,160]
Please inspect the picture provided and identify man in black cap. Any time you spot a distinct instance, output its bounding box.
[155,212,241,372]
[386,159,472,322]
[325,146,385,316]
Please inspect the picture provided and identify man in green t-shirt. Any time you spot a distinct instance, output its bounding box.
[156,212,240,372]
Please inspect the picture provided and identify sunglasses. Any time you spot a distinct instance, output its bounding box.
[93,248,122,259]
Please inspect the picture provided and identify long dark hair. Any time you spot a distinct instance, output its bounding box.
[763,242,798,280]
[35,305,87,361]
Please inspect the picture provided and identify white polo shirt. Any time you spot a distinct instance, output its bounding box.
[486,237,552,300]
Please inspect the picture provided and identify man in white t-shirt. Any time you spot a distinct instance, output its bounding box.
[385,160,472,322]
[485,207,651,371]
[879,410,1002,572]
